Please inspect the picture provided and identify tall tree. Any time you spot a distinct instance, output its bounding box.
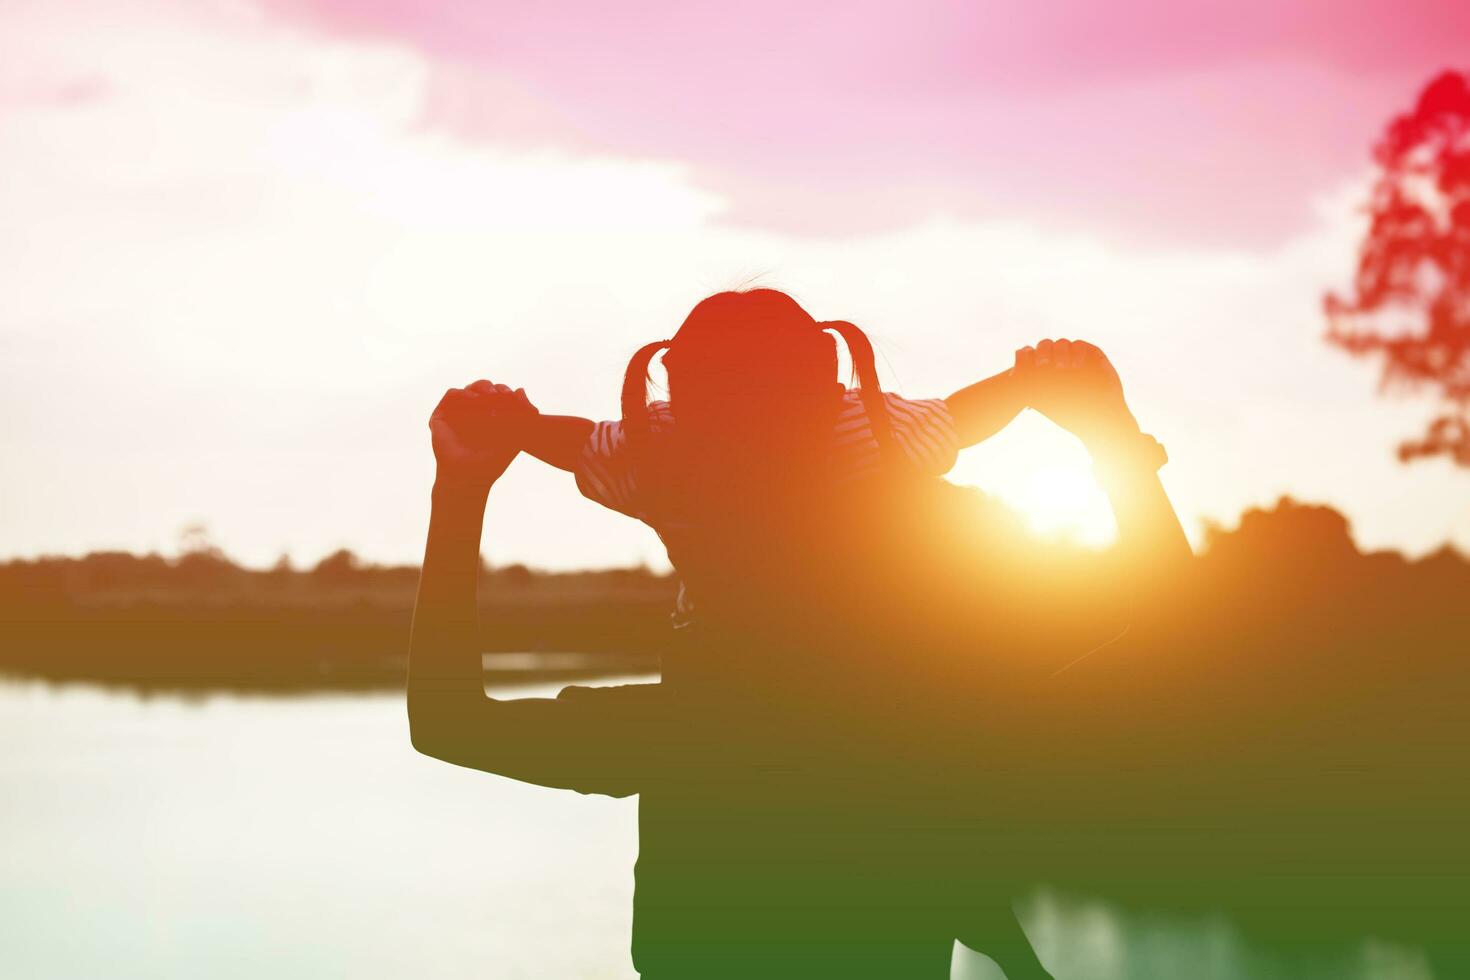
[1326,69,1470,464]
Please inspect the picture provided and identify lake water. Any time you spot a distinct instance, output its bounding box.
[0,679,1436,979]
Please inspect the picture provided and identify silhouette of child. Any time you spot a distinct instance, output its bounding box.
[478,291,1031,627]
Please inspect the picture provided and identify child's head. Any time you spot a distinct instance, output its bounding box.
[620,288,894,456]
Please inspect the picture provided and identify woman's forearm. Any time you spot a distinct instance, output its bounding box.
[1087,430,1193,571]
[1100,465,1192,568]
[406,478,647,789]
[407,480,494,755]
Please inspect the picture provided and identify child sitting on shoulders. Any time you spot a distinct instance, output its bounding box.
[474,289,1034,627]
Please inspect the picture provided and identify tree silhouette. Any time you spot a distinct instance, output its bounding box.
[311,548,363,584]
[1326,69,1470,464]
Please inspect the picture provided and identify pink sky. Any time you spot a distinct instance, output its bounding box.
[253,0,1470,244]
[2,0,1468,568]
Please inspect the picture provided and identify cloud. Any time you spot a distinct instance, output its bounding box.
[2,0,1465,569]
[0,73,111,108]
[247,0,1470,244]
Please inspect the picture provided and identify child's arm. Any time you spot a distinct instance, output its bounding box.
[944,367,1027,448]
[470,385,594,473]
[520,414,595,473]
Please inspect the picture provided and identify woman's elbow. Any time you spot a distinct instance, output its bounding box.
[407,693,465,761]
[406,691,505,769]
[407,711,451,761]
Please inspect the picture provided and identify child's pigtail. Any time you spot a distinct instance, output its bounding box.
[621,339,672,443]
[822,320,898,462]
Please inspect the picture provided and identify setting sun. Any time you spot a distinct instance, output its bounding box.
[949,411,1118,548]
[1005,462,1117,546]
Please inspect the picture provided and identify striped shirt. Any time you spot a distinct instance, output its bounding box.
[574,390,958,625]
[575,390,959,521]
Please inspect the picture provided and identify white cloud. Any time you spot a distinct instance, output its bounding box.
[2,1,1465,569]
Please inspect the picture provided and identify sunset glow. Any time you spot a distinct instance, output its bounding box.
[2,0,1467,569]
[1011,462,1117,547]
[5,6,1470,977]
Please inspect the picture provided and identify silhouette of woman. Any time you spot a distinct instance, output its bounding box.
[406,291,1190,978]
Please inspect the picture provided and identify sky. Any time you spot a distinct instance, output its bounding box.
[2,0,1469,570]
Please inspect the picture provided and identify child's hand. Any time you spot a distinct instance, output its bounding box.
[465,380,541,418]
[1013,339,1139,450]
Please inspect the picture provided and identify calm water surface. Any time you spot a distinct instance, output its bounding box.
[0,680,1434,979]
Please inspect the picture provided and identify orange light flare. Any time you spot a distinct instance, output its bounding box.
[948,413,1117,549]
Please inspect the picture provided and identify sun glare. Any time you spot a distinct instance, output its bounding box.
[1005,463,1117,546]
[949,413,1118,548]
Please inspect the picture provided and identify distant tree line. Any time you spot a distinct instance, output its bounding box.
[0,498,1464,695]
[0,545,676,693]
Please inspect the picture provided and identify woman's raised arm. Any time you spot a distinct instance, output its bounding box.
[406,382,657,793]
[1016,339,1192,574]
[407,383,528,768]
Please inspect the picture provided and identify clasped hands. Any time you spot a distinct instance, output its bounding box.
[1012,339,1144,457]
[429,382,540,490]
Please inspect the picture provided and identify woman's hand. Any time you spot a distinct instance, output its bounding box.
[428,381,538,491]
[1014,339,1140,452]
